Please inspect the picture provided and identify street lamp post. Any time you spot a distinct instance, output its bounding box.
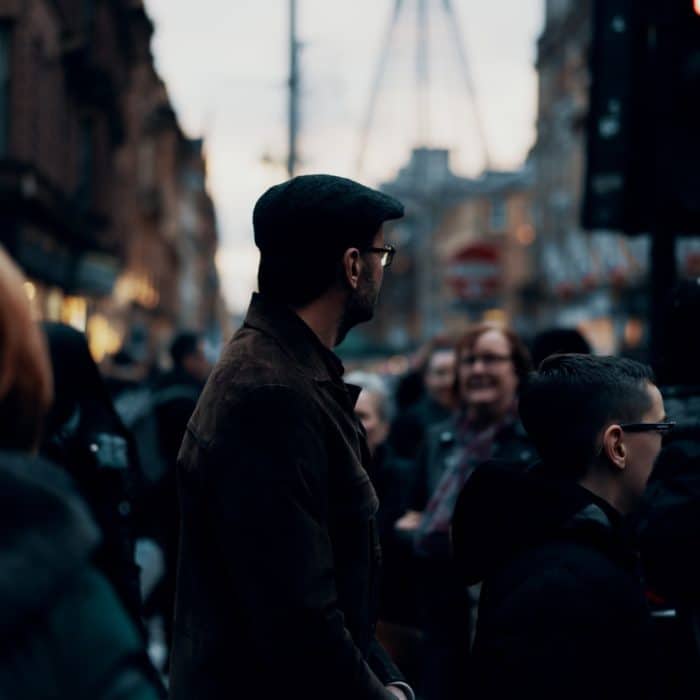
[287,0,299,178]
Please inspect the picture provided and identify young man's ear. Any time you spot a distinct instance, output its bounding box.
[342,248,361,289]
[601,424,626,471]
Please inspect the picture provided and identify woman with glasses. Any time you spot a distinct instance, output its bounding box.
[396,323,535,700]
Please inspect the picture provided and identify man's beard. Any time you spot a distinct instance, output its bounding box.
[336,271,380,345]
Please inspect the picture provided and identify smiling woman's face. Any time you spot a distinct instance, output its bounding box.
[458,329,519,420]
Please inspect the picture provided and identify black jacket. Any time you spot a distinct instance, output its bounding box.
[170,294,405,700]
[452,463,658,700]
[0,451,162,699]
[637,441,700,697]
[410,414,535,515]
[388,396,454,460]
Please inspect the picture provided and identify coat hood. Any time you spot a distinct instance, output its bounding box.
[452,461,625,586]
[0,451,99,634]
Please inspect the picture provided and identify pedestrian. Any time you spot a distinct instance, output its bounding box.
[347,371,422,685]
[396,323,534,700]
[635,279,700,697]
[453,354,666,699]
[41,322,144,627]
[389,337,457,460]
[0,246,164,699]
[529,326,591,368]
[169,174,414,700]
[145,331,211,658]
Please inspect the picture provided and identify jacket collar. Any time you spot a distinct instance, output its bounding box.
[243,293,345,384]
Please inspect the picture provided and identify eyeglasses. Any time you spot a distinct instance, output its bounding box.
[595,420,677,459]
[619,421,676,435]
[460,353,512,368]
[365,244,396,269]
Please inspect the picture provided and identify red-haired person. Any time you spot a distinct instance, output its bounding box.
[0,247,163,699]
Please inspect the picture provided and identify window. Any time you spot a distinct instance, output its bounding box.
[0,24,11,156]
[490,197,507,232]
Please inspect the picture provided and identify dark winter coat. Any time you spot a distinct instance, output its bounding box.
[144,368,204,647]
[637,440,700,697]
[169,293,405,700]
[388,396,454,460]
[0,451,162,700]
[40,323,143,625]
[452,463,658,699]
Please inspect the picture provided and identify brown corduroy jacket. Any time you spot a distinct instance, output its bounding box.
[169,293,404,700]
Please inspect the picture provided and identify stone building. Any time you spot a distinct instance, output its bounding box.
[344,148,534,357]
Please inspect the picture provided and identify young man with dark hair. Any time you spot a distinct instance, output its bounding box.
[169,175,413,700]
[452,354,670,699]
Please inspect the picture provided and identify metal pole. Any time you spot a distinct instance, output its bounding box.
[442,0,492,170]
[287,0,299,177]
[416,0,430,146]
[355,0,404,177]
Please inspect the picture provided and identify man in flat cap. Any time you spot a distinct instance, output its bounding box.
[169,175,413,700]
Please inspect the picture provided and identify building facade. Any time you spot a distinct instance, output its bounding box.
[343,148,534,357]
[0,0,223,365]
[530,0,652,354]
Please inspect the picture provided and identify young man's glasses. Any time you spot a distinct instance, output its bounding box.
[619,421,676,435]
[365,244,396,269]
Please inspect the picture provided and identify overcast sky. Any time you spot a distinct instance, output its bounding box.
[145,0,545,312]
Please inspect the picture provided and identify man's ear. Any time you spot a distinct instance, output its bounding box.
[342,248,361,289]
[601,424,626,472]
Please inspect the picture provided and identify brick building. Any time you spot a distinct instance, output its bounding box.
[0,0,130,326]
[529,0,651,353]
[0,0,223,364]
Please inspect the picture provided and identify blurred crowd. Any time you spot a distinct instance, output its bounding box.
[3,237,700,698]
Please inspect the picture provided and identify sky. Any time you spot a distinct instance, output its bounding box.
[145,0,545,313]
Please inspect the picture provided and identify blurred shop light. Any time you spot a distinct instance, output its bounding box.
[87,314,123,363]
[624,319,644,348]
[695,0,700,16]
[46,288,63,322]
[515,224,536,246]
[578,318,615,355]
[23,281,36,301]
[482,308,508,325]
[114,272,159,309]
[60,296,87,332]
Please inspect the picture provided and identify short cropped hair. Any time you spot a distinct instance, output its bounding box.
[519,354,655,479]
[345,370,394,424]
[0,247,53,450]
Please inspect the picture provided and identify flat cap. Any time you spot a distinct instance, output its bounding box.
[253,174,404,258]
